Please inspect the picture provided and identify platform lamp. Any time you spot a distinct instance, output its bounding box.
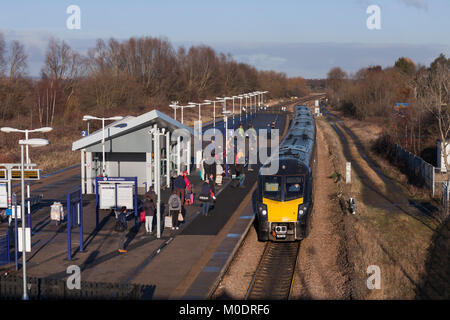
[169,101,179,121]
[18,138,48,300]
[237,95,244,123]
[82,115,124,177]
[261,91,269,108]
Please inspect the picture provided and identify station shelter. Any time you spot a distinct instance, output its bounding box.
[72,110,194,195]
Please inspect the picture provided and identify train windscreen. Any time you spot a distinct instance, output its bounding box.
[285,175,305,201]
[263,176,282,201]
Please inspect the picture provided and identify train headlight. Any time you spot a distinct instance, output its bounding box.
[298,204,307,215]
[259,203,268,216]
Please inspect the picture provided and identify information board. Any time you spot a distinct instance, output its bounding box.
[0,183,7,208]
[18,227,31,252]
[99,184,116,209]
[117,184,134,209]
[11,169,41,180]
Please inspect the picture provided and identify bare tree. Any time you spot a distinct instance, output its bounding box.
[0,33,5,76]
[8,40,28,79]
[40,38,82,126]
[415,55,450,169]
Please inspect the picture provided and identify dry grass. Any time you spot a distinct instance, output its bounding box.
[317,118,438,299]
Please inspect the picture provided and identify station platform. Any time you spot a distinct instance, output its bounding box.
[0,112,287,300]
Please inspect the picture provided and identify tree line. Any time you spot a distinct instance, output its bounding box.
[0,33,310,129]
[326,54,450,164]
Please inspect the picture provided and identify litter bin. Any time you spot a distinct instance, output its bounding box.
[50,202,65,225]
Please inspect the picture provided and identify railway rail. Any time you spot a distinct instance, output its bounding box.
[245,241,300,300]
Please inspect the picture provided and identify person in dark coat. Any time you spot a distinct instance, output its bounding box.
[117,206,128,253]
[145,186,157,204]
[174,174,186,204]
[143,195,155,234]
[199,179,216,216]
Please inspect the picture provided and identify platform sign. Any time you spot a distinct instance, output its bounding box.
[11,169,41,180]
[81,130,87,137]
[0,169,6,180]
[18,227,31,252]
[0,183,7,208]
[11,205,22,219]
[117,184,134,209]
[99,184,116,209]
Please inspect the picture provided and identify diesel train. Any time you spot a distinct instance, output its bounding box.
[256,105,316,242]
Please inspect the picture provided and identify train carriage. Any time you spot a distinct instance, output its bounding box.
[256,105,316,241]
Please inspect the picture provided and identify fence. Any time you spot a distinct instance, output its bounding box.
[443,182,449,217]
[0,231,9,266]
[67,187,83,261]
[0,274,155,300]
[394,144,436,197]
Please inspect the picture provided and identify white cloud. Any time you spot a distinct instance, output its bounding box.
[399,0,428,10]
[234,53,287,70]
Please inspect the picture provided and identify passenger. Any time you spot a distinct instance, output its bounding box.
[168,190,182,230]
[170,171,177,192]
[238,124,245,138]
[174,173,186,204]
[183,171,192,205]
[116,206,128,253]
[143,195,155,234]
[145,185,157,204]
[199,179,216,216]
[235,152,246,188]
[208,174,216,196]
[215,163,224,185]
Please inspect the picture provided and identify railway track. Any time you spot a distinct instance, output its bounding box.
[245,241,300,300]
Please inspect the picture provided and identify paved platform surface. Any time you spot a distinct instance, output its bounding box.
[0,111,286,300]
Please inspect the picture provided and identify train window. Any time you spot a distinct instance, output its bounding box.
[285,175,305,201]
[263,176,282,201]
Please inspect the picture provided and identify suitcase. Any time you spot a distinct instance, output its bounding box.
[165,216,172,228]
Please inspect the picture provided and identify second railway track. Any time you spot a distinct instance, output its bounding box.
[245,241,300,300]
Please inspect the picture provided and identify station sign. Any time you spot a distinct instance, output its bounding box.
[11,169,41,180]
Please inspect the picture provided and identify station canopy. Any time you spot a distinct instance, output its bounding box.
[72,110,194,152]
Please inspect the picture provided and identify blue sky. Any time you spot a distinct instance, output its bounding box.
[1,0,449,78]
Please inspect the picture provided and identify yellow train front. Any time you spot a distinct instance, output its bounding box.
[256,105,316,242]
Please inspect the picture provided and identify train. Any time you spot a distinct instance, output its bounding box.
[256,105,316,242]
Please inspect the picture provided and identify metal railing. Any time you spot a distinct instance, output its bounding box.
[0,274,155,300]
[394,144,436,197]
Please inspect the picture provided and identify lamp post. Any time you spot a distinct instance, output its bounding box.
[0,126,53,230]
[231,96,240,128]
[19,138,49,300]
[82,115,124,177]
[188,102,211,169]
[237,95,244,123]
[169,101,179,121]
[216,97,232,130]
[261,91,268,109]
[243,94,249,122]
